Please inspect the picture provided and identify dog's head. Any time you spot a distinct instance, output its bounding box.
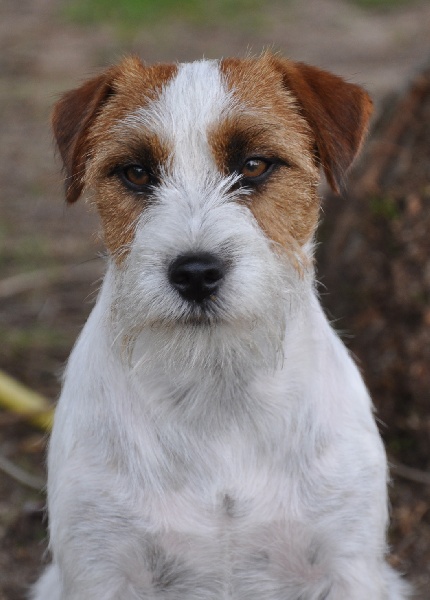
[53,54,372,372]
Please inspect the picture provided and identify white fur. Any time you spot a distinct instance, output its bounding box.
[32,60,409,599]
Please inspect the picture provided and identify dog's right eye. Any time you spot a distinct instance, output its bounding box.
[119,165,151,191]
[241,158,271,179]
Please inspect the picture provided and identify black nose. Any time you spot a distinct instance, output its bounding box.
[168,253,225,303]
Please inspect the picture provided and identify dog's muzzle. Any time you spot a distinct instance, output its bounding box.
[168,252,225,304]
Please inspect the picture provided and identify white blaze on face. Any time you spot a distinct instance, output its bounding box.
[124,60,234,190]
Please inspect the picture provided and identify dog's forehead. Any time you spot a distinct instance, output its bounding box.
[150,59,232,129]
[104,57,313,183]
[113,57,303,145]
[119,60,233,170]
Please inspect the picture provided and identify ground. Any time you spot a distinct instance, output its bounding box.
[0,0,429,597]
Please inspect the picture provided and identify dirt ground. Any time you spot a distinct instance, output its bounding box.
[1,0,430,598]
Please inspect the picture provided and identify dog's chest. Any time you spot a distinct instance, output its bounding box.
[127,428,326,599]
[134,484,326,600]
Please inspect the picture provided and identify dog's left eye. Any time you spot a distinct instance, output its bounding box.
[120,165,151,191]
[240,158,272,181]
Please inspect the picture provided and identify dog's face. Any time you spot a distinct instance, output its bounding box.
[53,54,372,372]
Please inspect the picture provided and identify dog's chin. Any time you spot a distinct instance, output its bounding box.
[117,305,286,380]
[122,300,226,332]
[168,300,223,326]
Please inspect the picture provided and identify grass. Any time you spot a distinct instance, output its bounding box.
[63,0,417,34]
[0,326,68,356]
[0,221,60,275]
[63,0,266,33]
[369,195,400,220]
[350,0,414,8]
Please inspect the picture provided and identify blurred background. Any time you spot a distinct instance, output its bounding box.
[0,0,429,598]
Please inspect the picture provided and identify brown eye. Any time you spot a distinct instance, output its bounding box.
[121,165,150,190]
[240,158,271,180]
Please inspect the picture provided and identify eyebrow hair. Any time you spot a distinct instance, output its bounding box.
[210,115,302,176]
[90,133,172,180]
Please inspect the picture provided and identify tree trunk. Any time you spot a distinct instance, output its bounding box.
[318,60,430,466]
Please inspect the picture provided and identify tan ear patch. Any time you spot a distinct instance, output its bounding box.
[52,70,116,203]
[77,58,177,261]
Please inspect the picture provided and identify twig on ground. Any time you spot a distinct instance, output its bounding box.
[0,261,103,300]
[390,459,430,486]
[0,370,54,431]
[0,454,45,491]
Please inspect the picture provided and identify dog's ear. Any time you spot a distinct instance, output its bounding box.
[52,69,117,203]
[272,57,373,194]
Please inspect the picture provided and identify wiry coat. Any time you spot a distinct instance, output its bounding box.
[32,54,410,599]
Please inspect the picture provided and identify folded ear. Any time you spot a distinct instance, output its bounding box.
[272,57,373,193]
[52,69,116,203]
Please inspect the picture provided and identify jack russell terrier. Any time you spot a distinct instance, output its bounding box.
[32,53,410,599]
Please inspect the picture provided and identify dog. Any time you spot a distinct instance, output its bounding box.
[32,53,410,599]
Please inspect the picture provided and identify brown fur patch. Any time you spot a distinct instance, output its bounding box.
[217,55,320,255]
[87,131,172,261]
[52,69,115,203]
[86,58,177,259]
[215,53,372,255]
[52,57,177,260]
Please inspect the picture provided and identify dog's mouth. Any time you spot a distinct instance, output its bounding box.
[174,298,224,326]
